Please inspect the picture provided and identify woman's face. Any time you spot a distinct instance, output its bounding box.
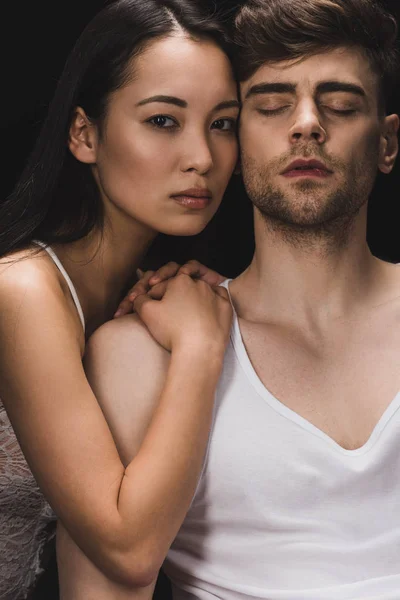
[91,34,239,237]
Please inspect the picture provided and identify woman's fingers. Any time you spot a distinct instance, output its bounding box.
[114,295,134,318]
[178,260,226,286]
[132,290,155,320]
[113,263,179,318]
[132,274,232,353]
[114,261,226,318]
[147,280,169,300]
[114,270,155,317]
[139,260,225,289]
[128,269,156,301]
[146,262,181,286]
[212,285,230,300]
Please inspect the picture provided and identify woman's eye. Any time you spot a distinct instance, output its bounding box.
[212,118,237,132]
[147,115,178,128]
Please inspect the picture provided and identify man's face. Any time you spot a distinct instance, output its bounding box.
[239,47,398,230]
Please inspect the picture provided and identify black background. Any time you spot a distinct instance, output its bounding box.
[3,0,400,279]
[2,1,400,598]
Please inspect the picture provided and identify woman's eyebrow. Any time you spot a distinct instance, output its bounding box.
[213,100,241,111]
[136,95,187,107]
[136,96,240,111]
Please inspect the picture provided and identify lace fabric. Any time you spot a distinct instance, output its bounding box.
[0,399,56,600]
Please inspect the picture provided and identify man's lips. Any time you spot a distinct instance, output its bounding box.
[282,159,332,178]
[170,188,212,209]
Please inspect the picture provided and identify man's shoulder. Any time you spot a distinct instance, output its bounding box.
[378,258,400,288]
[371,258,400,319]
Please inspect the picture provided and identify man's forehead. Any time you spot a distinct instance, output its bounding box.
[240,47,378,99]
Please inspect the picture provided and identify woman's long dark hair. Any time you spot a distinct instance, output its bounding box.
[1,0,231,258]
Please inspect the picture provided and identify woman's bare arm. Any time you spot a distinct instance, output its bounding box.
[57,315,172,598]
[57,522,157,600]
[0,260,230,586]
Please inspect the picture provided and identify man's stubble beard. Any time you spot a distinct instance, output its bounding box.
[241,142,380,252]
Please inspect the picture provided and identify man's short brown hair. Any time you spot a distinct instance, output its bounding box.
[233,0,399,111]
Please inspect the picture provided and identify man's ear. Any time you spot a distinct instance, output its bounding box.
[68,106,98,164]
[378,113,399,174]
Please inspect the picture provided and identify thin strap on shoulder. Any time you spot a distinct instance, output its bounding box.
[220,278,235,312]
[32,240,85,332]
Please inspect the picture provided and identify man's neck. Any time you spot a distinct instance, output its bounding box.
[230,204,381,330]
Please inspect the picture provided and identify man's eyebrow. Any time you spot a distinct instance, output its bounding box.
[136,95,187,108]
[244,81,367,101]
[245,82,296,99]
[316,81,366,97]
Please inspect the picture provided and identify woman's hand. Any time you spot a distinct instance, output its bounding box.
[133,274,232,354]
[114,260,226,318]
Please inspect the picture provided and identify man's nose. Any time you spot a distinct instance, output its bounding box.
[289,100,327,145]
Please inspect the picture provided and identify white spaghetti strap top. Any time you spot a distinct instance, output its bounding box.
[33,240,85,332]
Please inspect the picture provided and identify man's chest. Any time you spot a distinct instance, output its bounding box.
[238,311,400,450]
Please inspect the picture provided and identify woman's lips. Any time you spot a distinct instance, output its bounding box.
[171,195,212,209]
[170,188,212,209]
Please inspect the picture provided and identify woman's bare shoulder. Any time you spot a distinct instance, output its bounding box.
[0,247,83,348]
[0,247,60,298]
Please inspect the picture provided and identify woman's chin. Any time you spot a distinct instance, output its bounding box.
[158,219,211,237]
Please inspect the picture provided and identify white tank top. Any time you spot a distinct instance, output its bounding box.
[33,240,85,331]
[164,280,400,600]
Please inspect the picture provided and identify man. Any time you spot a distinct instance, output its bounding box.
[59,0,400,597]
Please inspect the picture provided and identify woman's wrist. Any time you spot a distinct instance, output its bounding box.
[170,341,226,376]
[172,336,226,359]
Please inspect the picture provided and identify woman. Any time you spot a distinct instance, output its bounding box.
[0,0,238,597]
